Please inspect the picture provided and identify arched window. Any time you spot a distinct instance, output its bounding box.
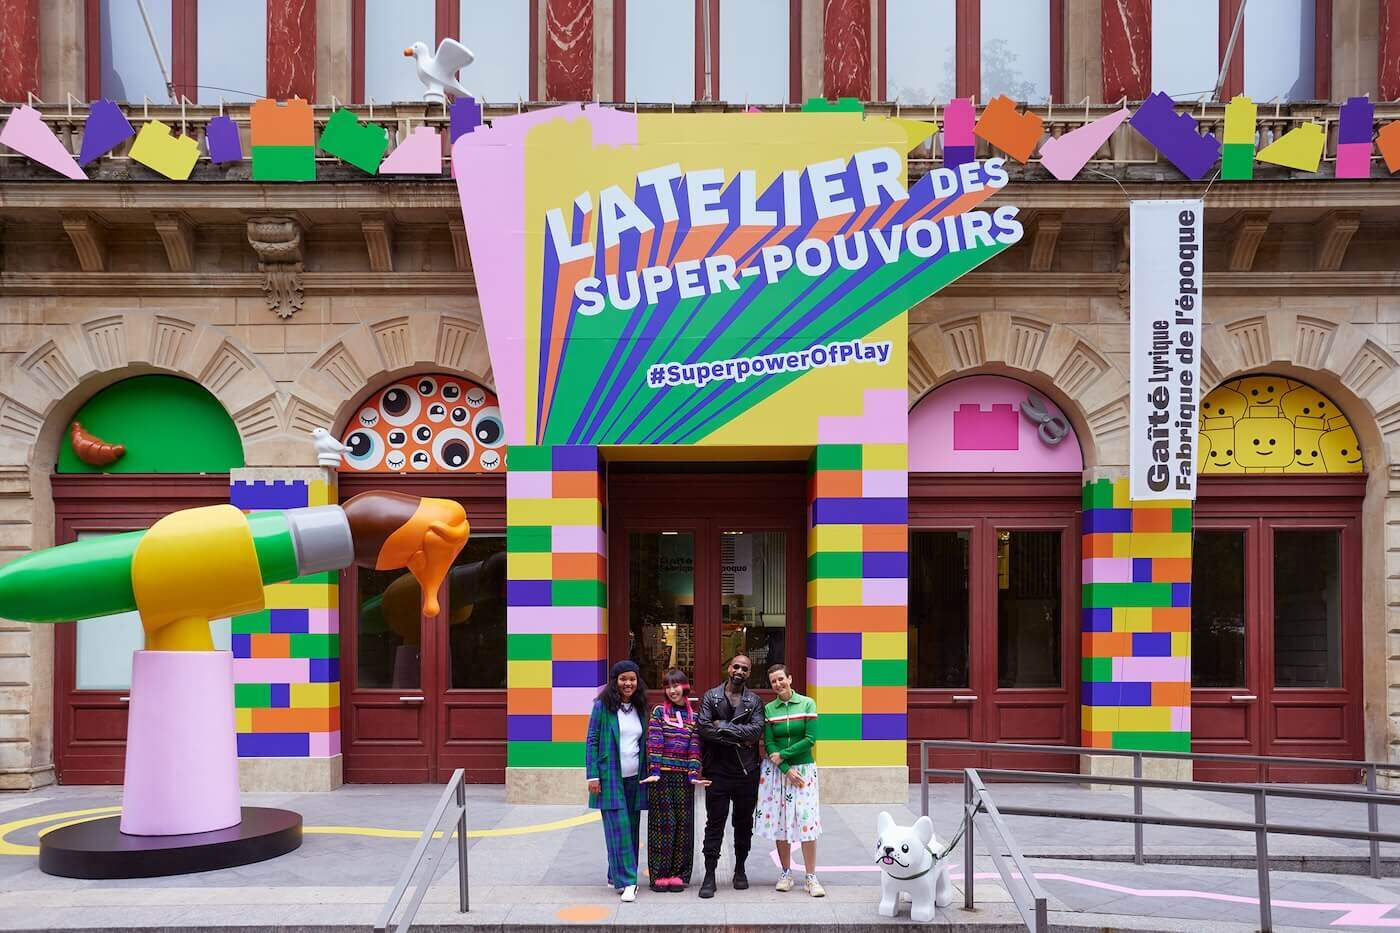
[1199,375,1362,475]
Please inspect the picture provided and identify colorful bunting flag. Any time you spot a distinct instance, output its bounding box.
[1336,96,1373,179]
[943,98,976,168]
[129,120,200,180]
[205,114,243,164]
[317,108,389,175]
[380,126,443,174]
[1256,122,1324,172]
[0,106,85,179]
[1222,96,1256,180]
[1128,92,1220,181]
[974,94,1044,163]
[1379,121,1400,174]
[78,100,135,166]
[1037,108,1128,180]
[251,98,315,181]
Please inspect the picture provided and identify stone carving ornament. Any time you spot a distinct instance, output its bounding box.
[246,216,304,318]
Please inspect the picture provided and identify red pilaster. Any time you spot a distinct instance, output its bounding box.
[1101,0,1151,102]
[546,0,593,101]
[1383,0,1400,101]
[267,0,316,101]
[823,0,871,100]
[0,0,41,101]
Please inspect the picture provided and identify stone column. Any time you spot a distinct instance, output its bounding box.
[0,0,40,102]
[228,467,343,792]
[268,0,317,101]
[1080,475,1193,780]
[0,464,54,791]
[38,0,82,100]
[315,0,351,105]
[805,390,909,803]
[823,0,870,100]
[1100,0,1149,103]
[545,0,593,101]
[504,445,606,803]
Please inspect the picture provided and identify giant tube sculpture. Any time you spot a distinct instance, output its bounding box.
[0,490,470,877]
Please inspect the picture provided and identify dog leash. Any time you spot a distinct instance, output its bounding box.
[883,804,979,882]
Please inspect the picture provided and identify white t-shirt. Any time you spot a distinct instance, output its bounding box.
[617,705,642,778]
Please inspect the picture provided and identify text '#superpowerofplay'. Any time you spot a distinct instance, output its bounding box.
[647,339,892,390]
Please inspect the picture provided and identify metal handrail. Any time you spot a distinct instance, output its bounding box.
[374,769,469,933]
[963,768,1049,933]
[918,738,1397,877]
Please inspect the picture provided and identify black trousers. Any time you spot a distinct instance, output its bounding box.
[701,770,761,870]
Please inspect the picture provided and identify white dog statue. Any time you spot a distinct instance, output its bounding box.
[874,811,955,923]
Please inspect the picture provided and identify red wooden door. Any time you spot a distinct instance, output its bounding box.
[340,475,506,783]
[1192,477,1364,782]
[909,475,1081,779]
[52,476,229,784]
[608,470,807,696]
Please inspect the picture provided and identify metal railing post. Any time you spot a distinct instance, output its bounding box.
[1254,788,1272,933]
[963,772,975,910]
[1368,763,1381,879]
[921,742,929,817]
[1132,752,1144,865]
[456,777,469,913]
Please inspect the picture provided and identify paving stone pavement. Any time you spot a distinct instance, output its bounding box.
[2,782,1400,930]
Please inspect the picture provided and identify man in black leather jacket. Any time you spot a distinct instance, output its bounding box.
[695,653,765,898]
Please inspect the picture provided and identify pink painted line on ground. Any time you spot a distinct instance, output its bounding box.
[506,605,603,635]
[807,658,863,686]
[507,470,554,498]
[790,855,1400,927]
[861,470,908,498]
[232,658,310,682]
[863,578,907,606]
[552,524,605,555]
[307,608,338,634]
[1083,557,1133,583]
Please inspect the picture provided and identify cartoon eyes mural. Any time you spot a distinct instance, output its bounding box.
[1198,376,1361,475]
[338,375,505,473]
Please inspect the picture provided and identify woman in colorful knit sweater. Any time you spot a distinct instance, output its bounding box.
[755,663,824,896]
[644,668,709,892]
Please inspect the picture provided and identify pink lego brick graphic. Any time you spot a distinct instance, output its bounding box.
[953,403,1019,450]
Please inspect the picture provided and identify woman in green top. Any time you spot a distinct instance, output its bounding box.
[754,663,824,897]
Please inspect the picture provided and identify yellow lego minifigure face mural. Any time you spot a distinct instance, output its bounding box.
[1199,376,1362,475]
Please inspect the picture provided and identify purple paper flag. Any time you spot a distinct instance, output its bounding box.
[78,99,135,166]
[1129,92,1221,181]
[205,114,243,164]
[1336,96,1374,179]
[450,96,481,142]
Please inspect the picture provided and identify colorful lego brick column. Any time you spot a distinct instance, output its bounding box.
[806,389,910,776]
[228,469,340,764]
[504,446,607,774]
[1081,476,1192,753]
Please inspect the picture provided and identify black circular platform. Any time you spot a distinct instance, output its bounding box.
[39,806,302,879]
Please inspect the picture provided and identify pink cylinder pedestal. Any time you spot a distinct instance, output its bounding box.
[120,650,241,836]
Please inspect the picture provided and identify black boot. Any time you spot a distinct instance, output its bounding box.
[698,869,717,898]
[732,863,749,890]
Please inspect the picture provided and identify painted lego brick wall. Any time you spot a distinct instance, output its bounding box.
[805,389,909,768]
[1081,477,1192,752]
[228,472,340,758]
[504,445,607,768]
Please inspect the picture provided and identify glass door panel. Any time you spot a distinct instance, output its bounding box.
[1192,530,1248,688]
[1273,529,1341,688]
[446,535,508,690]
[355,565,424,690]
[996,530,1061,689]
[719,530,787,682]
[908,530,971,688]
[628,531,696,688]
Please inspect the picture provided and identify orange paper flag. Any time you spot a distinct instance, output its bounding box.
[974,95,1044,163]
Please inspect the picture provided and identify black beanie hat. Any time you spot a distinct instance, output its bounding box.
[610,659,641,681]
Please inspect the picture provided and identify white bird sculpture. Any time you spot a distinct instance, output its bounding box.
[404,39,475,103]
[311,428,346,468]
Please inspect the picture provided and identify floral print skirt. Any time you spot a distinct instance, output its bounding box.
[754,760,821,843]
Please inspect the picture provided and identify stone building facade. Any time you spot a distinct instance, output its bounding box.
[1,0,1398,794]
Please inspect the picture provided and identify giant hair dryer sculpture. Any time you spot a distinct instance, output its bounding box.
[0,490,470,837]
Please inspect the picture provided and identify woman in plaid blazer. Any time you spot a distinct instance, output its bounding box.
[586,660,651,902]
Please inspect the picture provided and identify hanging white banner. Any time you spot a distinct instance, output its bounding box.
[1130,199,1203,501]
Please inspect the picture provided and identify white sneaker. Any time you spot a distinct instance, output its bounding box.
[805,875,825,897]
[775,871,794,892]
[620,884,637,902]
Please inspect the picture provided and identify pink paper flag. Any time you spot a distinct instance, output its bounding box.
[0,105,85,179]
[1038,107,1129,181]
[380,125,443,174]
